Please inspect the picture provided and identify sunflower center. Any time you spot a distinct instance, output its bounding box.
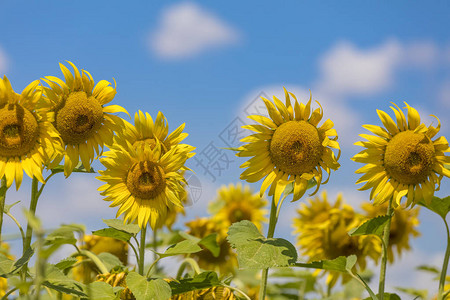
[384,130,435,185]
[126,161,166,199]
[269,121,323,175]
[55,91,103,144]
[0,104,39,157]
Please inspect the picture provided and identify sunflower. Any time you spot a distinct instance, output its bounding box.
[96,270,134,300]
[185,217,238,275]
[0,76,62,189]
[171,286,235,300]
[97,139,190,229]
[352,102,450,207]
[208,183,267,231]
[237,88,340,204]
[118,110,194,158]
[41,61,127,177]
[292,192,379,286]
[361,202,420,263]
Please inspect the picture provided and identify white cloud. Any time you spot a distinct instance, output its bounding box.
[149,2,240,59]
[0,46,9,74]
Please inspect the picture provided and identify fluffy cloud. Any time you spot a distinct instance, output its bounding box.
[149,2,240,59]
[0,46,9,74]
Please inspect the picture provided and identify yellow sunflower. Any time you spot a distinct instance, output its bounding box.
[96,270,134,300]
[185,217,238,275]
[238,88,340,203]
[208,183,268,231]
[361,202,420,263]
[97,140,190,229]
[0,76,62,189]
[292,192,379,286]
[118,110,195,158]
[352,102,450,207]
[171,286,235,300]
[41,61,128,177]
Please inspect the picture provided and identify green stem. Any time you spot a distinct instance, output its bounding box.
[75,250,109,274]
[0,177,7,244]
[378,197,394,300]
[146,257,161,277]
[175,258,201,279]
[128,240,139,265]
[153,228,158,262]
[22,176,39,281]
[1,287,18,300]
[33,229,45,300]
[438,219,450,300]
[222,285,251,300]
[259,196,278,300]
[138,226,147,275]
[6,211,25,250]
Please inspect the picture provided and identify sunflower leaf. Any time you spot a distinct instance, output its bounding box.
[199,233,220,258]
[348,215,391,238]
[55,257,78,271]
[227,220,298,269]
[3,201,20,214]
[45,225,78,247]
[293,255,357,273]
[127,272,171,300]
[103,219,140,235]
[85,281,118,300]
[168,271,222,295]
[418,196,450,220]
[98,252,124,271]
[43,281,87,298]
[363,293,401,300]
[157,239,203,258]
[92,228,133,243]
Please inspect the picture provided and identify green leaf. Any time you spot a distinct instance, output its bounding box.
[55,257,78,271]
[51,162,95,174]
[3,201,20,214]
[396,287,428,299]
[42,281,87,298]
[416,265,439,274]
[45,264,83,288]
[227,220,297,269]
[126,272,171,300]
[363,293,401,300]
[92,228,133,243]
[103,219,140,235]
[349,215,391,237]
[9,247,34,275]
[157,239,202,258]
[419,196,450,219]
[294,255,357,273]
[178,231,201,242]
[22,208,42,231]
[169,271,222,295]
[97,252,124,271]
[45,225,78,247]
[86,281,119,300]
[0,253,14,275]
[199,233,220,258]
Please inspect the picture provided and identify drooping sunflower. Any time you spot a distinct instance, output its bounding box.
[292,192,379,286]
[185,217,238,275]
[0,76,62,189]
[170,286,235,300]
[97,140,189,229]
[208,183,267,231]
[42,61,127,177]
[361,202,420,263]
[96,270,134,300]
[352,102,450,207]
[238,88,340,203]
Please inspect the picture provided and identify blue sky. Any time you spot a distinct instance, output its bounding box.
[1,0,450,295]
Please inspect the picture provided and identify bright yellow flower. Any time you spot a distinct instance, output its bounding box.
[292,192,379,286]
[98,140,190,229]
[0,76,62,189]
[185,217,238,275]
[96,271,134,300]
[42,61,127,177]
[352,102,450,207]
[361,202,420,263]
[208,183,267,231]
[238,89,340,203]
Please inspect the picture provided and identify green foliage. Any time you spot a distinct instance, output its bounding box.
[92,228,133,243]
[294,255,357,273]
[396,287,428,299]
[55,257,78,271]
[363,293,401,300]
[419,196,450,220]
[103,218,140,235]
[199,233,220,257]
[98,252,124,271]
[85,281,120,300]
[42,264,86,297]
[126,271,172,300]
[168,271,222,295]
[349,215,391,238]
[157,239,202,258]
[3,200,20,214]
[227,220,298,269]
[0,247,34,276]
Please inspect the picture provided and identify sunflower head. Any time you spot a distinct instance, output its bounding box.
[352,102,450,207]
[98,138,191,229]
[208,183,268,231]
[238,88,340,204]
[185,217,238,275]
[170,286,235,300]
[96,270,135,300]
[0,76,62,189]
[42,61,128,177]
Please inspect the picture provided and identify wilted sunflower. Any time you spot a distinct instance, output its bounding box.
[42,61,127,176]
[238,89,340,203]
[352,102,450,207]
[361,202,420,263]
[0,76,62,189]
[185,217,238,275]
[292,192,379,286]
[96,270,134,300]
[98,140,189,229]
[171,286,235,300]
[208,183,267,231]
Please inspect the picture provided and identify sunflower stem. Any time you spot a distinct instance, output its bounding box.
[153,228,158,262]
[22,176,39,281]
[0,177,7,244]
[138,225,147,275]
[259,196,278,300]
[438,219,450,300]
[378,197,394,300]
